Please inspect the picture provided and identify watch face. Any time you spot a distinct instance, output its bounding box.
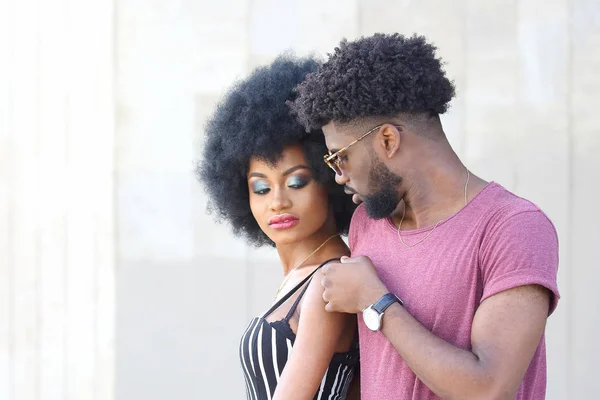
[362,307,381,331]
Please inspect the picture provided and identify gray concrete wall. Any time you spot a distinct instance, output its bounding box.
[0,0,115,399]
[115,1,600,399]
[1,0,599,399]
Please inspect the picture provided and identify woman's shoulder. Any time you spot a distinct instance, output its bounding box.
[301,259,342,309]
[299,262,358,351]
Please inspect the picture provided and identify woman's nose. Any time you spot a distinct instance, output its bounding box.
[269,187,292,211]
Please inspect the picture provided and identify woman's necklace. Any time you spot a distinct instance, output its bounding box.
[274,234,340,301]
[397,168,470,248]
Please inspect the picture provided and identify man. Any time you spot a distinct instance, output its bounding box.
[289,33,559,400]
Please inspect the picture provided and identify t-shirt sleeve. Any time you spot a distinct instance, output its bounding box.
[479,209,560,315]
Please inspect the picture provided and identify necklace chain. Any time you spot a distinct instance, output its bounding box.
[397,168,470,248]
[274,234,340,301]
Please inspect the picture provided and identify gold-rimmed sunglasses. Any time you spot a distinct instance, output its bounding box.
[323,124,401,175]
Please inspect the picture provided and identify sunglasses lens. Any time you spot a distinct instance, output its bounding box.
[330,161,342,175]
[324,153,342,175]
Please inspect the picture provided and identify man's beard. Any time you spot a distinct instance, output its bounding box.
[363,159,403,220]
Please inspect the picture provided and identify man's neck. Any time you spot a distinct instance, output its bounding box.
[390,157,477,230]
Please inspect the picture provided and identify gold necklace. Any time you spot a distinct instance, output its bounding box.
[274,234,340,301]
[397,168,470,248]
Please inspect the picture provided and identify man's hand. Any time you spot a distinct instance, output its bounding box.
[320,256,388,313]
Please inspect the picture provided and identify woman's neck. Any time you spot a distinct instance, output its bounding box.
[276,231,347,276]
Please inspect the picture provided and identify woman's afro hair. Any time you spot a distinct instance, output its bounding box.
[198,55,356,247]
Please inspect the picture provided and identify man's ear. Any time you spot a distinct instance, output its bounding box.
[377,124,401,159]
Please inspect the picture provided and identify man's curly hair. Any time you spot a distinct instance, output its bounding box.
[198,55,356,247]
[289,33,456,130]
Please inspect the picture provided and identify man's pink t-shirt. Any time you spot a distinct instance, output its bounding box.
[349,183,560,400]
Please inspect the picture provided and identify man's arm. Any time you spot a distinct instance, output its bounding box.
[321,256,551,400]
[376,284,549,400]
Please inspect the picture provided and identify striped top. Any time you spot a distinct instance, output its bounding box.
[239,259,359,400]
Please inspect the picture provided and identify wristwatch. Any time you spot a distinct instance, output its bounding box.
[362,293,403,332]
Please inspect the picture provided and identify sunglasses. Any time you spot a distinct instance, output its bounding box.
[323,124,401,175]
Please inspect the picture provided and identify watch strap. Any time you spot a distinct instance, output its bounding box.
[372,293,403,314]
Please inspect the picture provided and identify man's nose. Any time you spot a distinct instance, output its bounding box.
[335,171,349,186]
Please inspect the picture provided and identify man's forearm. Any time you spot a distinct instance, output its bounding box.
[379,303,510,400]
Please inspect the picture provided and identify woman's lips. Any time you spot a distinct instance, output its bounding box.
[268,214,299,230]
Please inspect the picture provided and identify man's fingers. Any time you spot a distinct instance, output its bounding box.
[340,255,370,265]
[324,262,343,272]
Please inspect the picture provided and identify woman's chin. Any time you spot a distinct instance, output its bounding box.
[272,236,301,247]
[269,230,308,247]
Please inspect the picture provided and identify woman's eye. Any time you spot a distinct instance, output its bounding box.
[287,176,310,189]
[251,182,270,195]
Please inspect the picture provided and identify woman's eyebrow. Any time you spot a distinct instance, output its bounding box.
[282,165,310,176]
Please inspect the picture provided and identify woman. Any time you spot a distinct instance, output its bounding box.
[198,55,359,400]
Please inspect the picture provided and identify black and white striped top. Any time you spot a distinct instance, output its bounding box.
[239,259,359,400]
